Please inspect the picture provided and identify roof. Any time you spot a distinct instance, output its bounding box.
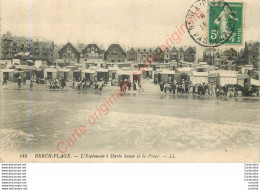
[106,44,126,55]
[59,42,80,55]
[237,74,250,80]
[83,44,102,54]
[221,56,239,62]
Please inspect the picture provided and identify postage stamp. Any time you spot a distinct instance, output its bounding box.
[208,2,243,45]
[185,0,243,47]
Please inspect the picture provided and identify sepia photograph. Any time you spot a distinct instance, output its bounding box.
[0,0,259,162]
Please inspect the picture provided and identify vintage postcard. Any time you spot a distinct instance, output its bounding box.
[0,0,259,163]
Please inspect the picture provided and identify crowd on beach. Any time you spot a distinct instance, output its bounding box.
[45,77,66,89]
[119,79,143,92]
[159,80,260,97]
[2,74,259,97]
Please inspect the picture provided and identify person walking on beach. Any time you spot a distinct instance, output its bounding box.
[30,77,33,89]
[120,80,123,91]
[2,75,7,85]
[172,83,176,94]
[133,81,137,90]
[17,76,22,88]
[160,82,164,92]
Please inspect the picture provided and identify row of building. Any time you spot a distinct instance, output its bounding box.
[1,31,259,71]
[1,59,259,88]
[203,41,260,70]
[1,31,197,65]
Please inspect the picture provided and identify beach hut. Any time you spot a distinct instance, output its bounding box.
[251,78,260,86]
[71,69,81,80]
[175,67,193,83]
[237,74,250,87]
[217,71,237,86]
[0,69,14,81]
[81,69,96,82]
[96,68,109,81]
[108,67,118,80]
[170,62,178,71]
[161,70,175,82]
[191,71,208,84]
[117,70,143,84]
[44,68,59,80]
[142,67,153,79]
[132,70,143,83]
[58,68,72,81]
[117,70,132,84]
[208,71,218,83]
[12,70,25,82]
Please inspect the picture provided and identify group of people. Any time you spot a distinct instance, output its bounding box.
[119,79,143,92]
[2,74,33,89]
[159,80,260,97]
[46,77,66,89]
[72,78,104,91]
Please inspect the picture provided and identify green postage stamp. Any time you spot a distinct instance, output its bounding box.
[208,2,243,45]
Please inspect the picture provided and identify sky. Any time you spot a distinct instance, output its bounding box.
[0,0,259,51]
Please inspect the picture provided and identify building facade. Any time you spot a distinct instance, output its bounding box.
[83,44,104,61]
[126,47,137,61]
[1,31,54,64]
[105,44,126,62]
[58,42,80,63]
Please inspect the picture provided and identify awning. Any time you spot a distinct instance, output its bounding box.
[177,67,193,72]
[117,70,132,75]
[219,71,237,77]
[1,69,14,72]
[96,68,108,72]
[192,71,208,77]
[108,67,119,71]
[58,68,71,72]
[162,70,175,74]
[44,68,58,72]
[82,69,95,74]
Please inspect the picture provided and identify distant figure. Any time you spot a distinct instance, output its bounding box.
[2,75,7,85]
[160,82,164,92]
[18,76,22,88]
[30,78,33,89]
[133,81,137,90]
